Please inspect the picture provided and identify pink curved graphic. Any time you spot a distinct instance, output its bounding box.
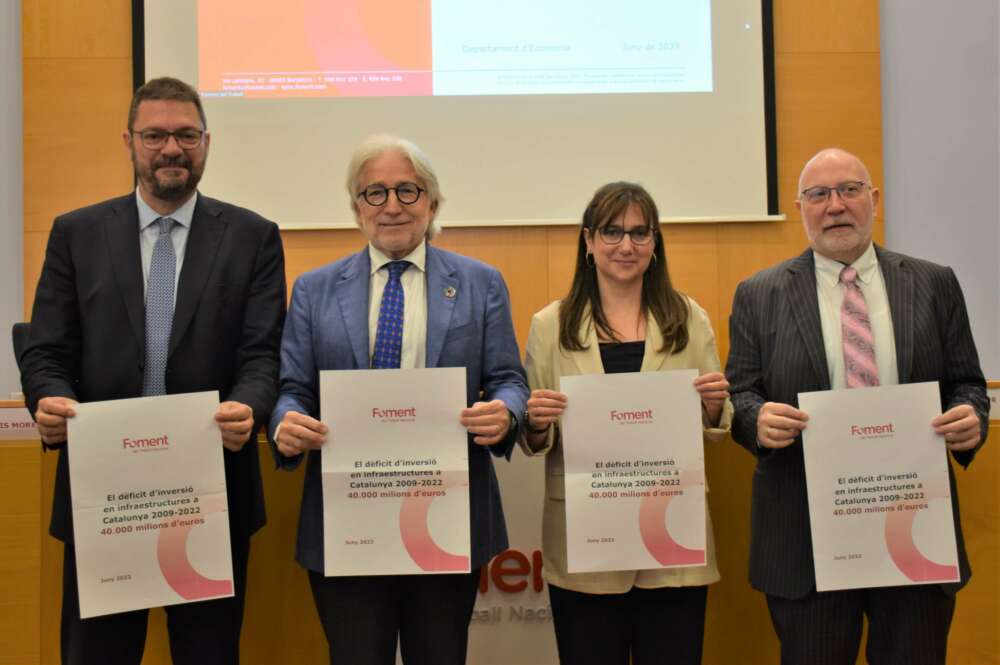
[399,472,470,572]
[638,470,705,566]
[302,0,432,96]
[883,479,958,583]
[156,495,233,600]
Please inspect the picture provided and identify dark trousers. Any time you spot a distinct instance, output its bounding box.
[60,535,250,665]
[308,569,481,665]
[766,585,956,665]
[548,583,708,665]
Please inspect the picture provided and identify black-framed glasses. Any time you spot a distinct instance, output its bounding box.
[800,180,870,204]
[596,225,654,245]
[131,128,205,150]
[357,182,425,206]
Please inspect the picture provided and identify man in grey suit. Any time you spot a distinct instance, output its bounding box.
[726,148,989,665]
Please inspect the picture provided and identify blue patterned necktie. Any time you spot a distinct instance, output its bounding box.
[371,260,410,369]
[143,217,176,395]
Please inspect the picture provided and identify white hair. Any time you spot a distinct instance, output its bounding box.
[345,134,444,239]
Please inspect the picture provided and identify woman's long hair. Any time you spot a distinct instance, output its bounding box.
[558,182,689,354]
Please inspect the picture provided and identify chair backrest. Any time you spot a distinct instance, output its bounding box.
[11,322,30,373]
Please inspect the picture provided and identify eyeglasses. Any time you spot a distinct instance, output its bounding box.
[357,182,426,207]
[131,128,205,150]
[596,225,654,245]
[800,181,870,204]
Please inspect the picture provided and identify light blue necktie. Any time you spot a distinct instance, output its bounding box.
[143,217,176,395]
[371,260,409,369]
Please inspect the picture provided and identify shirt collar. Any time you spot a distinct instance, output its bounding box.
[135,189,197,231]
[814,242,878,287]
[368,240,427,276]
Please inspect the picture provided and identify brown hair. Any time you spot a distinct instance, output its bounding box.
[558,181,689,354]
[127,77,207,131]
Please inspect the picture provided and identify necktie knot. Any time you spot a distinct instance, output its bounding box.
[386,260,410,281]
[157,217,175,236]
[839,265,859,286]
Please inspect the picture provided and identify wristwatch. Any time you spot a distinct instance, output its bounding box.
[523,409,550,434]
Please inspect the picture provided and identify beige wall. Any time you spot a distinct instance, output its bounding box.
[12,1,997,663]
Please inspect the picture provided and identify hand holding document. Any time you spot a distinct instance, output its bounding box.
[320,368,470,576]
[799,382,960,591]
[67,392,233,618]
[560,370,706,573]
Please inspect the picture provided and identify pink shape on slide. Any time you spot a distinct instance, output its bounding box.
[301,0,431,96]
[637,471,705,566]
[399,473,470,572]
[156,496,233,600]
[884,499,958,583]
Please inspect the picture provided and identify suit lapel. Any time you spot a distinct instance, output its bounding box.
[786,250,831,389]
[425,246,459,368]
[877,246,914,383]
[567,304,605,377]
[105,197,145,351]
[640,309,669,372]
[170,196,225,357]
[334,250,372,369]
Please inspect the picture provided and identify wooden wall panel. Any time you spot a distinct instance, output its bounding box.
[0,441,41,665]
[773,0,881,54]
[21,0,131,59]
[22,0,997,663]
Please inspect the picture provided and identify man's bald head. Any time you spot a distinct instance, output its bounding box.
[796,148,879,264]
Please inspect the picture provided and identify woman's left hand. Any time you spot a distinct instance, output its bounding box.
[693,372,729,426]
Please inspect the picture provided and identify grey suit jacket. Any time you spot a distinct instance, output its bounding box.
[269,244,529,573]
[725,246,989,599]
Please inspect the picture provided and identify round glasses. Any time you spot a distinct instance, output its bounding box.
[799,180,870,204]
[357,182,425,207]
[131,128,205,150]
[596,225,654,245]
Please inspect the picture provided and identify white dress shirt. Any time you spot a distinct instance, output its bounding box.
[367,241,428,369]
[814,243,899,389]
[135,189,196,305]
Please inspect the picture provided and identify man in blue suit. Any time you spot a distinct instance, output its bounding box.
[269,135,529,665]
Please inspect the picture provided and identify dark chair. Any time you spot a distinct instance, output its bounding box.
[11,322,30,373]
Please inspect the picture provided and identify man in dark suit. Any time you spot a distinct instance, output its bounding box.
[20,77,286,665]
[270,134,528,665]
[725,148,989,665]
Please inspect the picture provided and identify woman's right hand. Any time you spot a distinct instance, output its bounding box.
[525,389,568,432]
[276,411,328,457]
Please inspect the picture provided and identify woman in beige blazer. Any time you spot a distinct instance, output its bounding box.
[521,182,732,665]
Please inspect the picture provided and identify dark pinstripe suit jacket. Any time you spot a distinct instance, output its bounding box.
[725,246,989,600]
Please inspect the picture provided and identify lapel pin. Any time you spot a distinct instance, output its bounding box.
[443,286,457,300]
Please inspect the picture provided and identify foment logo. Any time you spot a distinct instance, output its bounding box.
[122,435,169,450]
[372,407,417,422]
[850,423,895,439]
[610,409,654,424]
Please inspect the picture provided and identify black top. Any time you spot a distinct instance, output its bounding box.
[599,340,645,374]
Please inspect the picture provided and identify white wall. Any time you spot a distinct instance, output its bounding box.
[1,0,24,398]
[880,0,1000,379]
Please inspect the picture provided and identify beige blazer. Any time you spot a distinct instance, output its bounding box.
[521,296,732,594]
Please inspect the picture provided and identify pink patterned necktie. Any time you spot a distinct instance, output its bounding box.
[839,265,879,388]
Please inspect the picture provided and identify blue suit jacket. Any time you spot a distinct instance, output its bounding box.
[270,244,529,573]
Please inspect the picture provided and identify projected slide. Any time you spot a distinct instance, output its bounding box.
[197,0,712,98]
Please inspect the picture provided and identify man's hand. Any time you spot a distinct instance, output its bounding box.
[694,372,729,427]
[932,404,982,452]
[275,411,328,457]
[525,389,568,432]
[215,401,255,452]
[756,401,808,449]
[35,396,78,445]
[460,399,511,446]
